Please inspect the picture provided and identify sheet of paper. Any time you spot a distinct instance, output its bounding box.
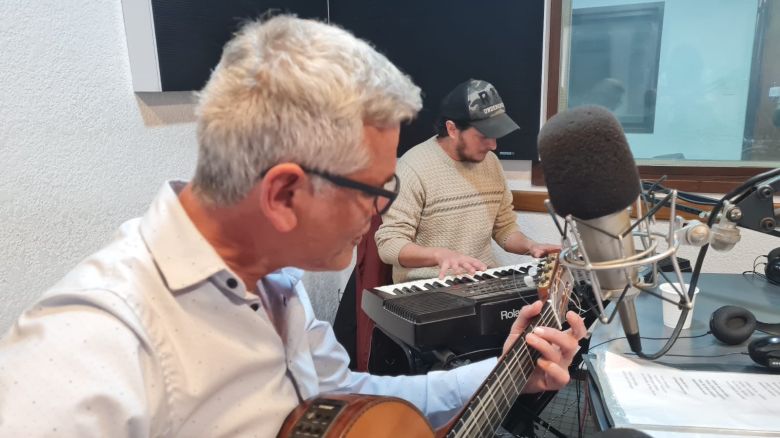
[592,352,780,435]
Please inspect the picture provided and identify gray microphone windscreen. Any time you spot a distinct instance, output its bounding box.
[538,106,641,220]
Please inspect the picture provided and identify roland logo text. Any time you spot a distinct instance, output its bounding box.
[500,309,520,320]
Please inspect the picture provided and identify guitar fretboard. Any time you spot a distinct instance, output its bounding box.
[448,303,560,438]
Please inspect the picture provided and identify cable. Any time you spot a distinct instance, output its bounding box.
[442,347,502,369]
[645,352,749,359]
[741,253,780,285]
[587,332,712,352]
[641,180,719,206]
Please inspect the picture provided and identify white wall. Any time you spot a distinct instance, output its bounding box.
[0,2,184,332]
[0,1,351,333]
[0,1,776,335]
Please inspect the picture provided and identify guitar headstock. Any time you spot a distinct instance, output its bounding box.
[535,253,573,329]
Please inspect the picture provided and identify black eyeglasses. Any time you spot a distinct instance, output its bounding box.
[301,166,400,215]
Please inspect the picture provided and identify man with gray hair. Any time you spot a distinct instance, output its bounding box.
[0,16,584,436]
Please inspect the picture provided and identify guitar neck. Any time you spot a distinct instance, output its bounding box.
[446,302,560,438]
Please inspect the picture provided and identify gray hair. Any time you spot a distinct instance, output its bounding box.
[193,15,422,205]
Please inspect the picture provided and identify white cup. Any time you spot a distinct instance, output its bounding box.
[658,282,700,329]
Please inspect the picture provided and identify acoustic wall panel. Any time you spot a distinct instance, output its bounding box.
[120,0,545,159]
[330,0,545,159]
[121,0,327,92]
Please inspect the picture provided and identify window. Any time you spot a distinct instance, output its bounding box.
[536,0,780,193]
[567,2,663,134]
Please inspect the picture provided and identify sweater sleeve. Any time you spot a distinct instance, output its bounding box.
[491,160,520,248]
[375,160,425,266]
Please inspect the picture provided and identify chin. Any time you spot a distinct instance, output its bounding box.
[464,154,487,163]
[307,248,354,272]
[331,250,355,270]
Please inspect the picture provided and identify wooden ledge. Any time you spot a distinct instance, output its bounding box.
[511,189,701,221]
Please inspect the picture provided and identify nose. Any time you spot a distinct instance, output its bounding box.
[486,138,497,150]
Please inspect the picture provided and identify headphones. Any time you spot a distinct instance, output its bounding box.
[709,305,780,369]
[765,248,780,285]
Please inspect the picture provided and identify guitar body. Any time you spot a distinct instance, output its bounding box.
[278,393,436,438]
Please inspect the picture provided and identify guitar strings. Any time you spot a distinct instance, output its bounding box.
[455,257,586,437]
[450,263,554,437]
[460,259,568,435]
[456,311,558,437]
[512,266,590,438]
[455,310,559,437]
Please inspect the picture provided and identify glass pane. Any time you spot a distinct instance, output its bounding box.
[561,0,780,166]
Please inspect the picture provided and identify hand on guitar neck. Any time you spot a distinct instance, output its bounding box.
[503,300,587,394]
[280,256,587,438]
[502,253,587,395]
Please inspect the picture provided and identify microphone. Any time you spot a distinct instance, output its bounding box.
[538,105,644,352]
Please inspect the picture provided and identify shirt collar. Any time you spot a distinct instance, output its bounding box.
[140,181,229,291]
[262,268,304,299]
[139,181,305,297]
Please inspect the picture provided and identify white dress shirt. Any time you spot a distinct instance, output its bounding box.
[0,181,496,437]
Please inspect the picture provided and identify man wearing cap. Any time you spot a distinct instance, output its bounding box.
[376,79,559,283]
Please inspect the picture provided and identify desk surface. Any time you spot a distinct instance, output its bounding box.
[589,272,780,372]
[586,273,780,434]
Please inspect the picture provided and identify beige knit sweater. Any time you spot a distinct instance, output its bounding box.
[375,136,519,283]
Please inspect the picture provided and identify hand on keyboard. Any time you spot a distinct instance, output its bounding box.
[433,248,487,279]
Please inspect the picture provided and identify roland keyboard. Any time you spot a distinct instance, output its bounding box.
[361,258,555,350]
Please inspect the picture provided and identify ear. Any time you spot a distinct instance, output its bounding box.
[445,120,460,140]
[257,164,308,233]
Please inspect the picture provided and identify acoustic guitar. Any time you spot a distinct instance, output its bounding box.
[278,255,572,438]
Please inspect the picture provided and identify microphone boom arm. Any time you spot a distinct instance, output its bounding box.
[728,174,780,238]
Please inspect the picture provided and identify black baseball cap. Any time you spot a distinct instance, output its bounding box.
[439,79,520,138]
